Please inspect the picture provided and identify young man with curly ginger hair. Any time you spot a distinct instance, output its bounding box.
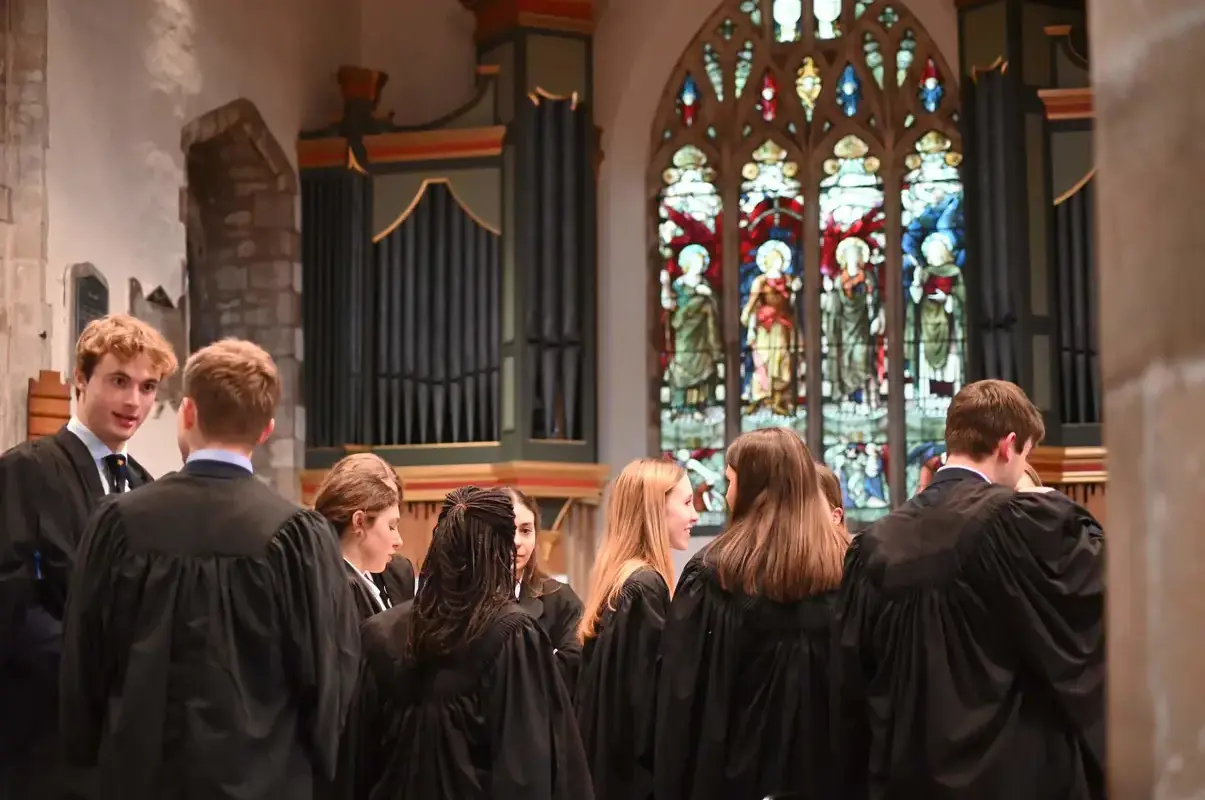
[0,313,177,799]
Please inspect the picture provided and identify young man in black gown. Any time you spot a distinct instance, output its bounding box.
[834,379,1105,799]
[0,314,177,799]
[59,339,361,800]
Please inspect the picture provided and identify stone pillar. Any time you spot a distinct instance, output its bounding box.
[1092,0,1205,794]
[0,0,51,450]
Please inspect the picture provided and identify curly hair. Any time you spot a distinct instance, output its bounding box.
[406,486,517,662]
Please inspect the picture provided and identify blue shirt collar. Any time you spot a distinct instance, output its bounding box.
[186,448,254,474]
[66,416,124,463]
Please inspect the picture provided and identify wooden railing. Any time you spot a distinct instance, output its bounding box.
[1030,445,1107,525]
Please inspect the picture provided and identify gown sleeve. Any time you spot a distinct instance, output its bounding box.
[831,534,878,800]
[489,615,593,800]
[59,499,125,766]
[576,572,669,800]
[269,510,363,781]
[0,447,38,664]
[547,584,585,692]
[970,491,1106,781]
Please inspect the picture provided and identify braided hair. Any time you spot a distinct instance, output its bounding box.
[406,486,517,663]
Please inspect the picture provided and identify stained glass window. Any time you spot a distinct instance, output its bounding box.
[740,141,806,436]
[658,146,728,526]
[652,0,961,531]
[902,131,965,495]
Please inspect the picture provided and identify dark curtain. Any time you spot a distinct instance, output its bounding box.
[301,169,372,447]
[961,70,1023,382]
[520,98,596,441]
[1053,178,1100,424]
[372,183,502,445]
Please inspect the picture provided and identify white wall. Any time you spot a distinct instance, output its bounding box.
[45,0,357,477]
[359,0,478,126]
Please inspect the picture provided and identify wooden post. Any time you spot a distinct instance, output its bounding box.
[27,371,70,441]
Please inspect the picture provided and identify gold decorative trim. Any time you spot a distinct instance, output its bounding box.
[528,438,588,445]
[970,56,1007,83]
[528,87,581,109]
[347,148,369,175]
[373,177,502,242]
[1054,168,1096,206]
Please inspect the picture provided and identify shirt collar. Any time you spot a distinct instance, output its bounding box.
[936,463,991,484]
[186,448,254,474]
[347,559,385,610]
[66,416,124,463]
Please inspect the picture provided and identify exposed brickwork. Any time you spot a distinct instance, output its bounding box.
[181,99,301,500]
[0,0,51,450]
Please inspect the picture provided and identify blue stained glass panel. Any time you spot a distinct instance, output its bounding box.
[901,131,965,497]
[837,64,862,116]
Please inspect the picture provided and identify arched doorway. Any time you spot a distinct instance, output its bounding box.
[650,0,962,530]
[181,98,302,499]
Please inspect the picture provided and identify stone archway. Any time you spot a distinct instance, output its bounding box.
[181,98,302,500]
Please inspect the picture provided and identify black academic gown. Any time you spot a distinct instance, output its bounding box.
[0,427,151,799]
[519,576,584,692]
[654,551,839,800]
[354,601,593,800]
[833,467,1105,800]
[575,567,670,800]
[377,554,416,604]
[59,459,362,800]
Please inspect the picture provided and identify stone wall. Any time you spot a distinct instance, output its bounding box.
[0,0,51,450]
[182,99,302,500]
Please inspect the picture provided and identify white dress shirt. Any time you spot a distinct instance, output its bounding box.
[346,559,387,611]
[66,416,127,494]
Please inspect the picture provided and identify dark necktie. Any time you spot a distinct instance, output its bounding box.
[371,573,392,609]
[103,454,129,494]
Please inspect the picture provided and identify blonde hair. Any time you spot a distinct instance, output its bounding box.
[314,453,401,536]
[578,458,682,642]
[711,428,847,601]
[75,313,178,396]
[1017,464,1043,490]
[183,339,279,447]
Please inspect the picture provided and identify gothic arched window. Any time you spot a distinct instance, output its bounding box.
[653,0,962,529]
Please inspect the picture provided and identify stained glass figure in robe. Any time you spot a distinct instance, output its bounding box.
[738,140,806,435]
[657,145,727,524]
[837,64,862,116]
[818,134,889,524]
[901,131,965,496]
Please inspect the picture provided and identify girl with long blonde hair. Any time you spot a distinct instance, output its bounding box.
[575,458,697,800]
[654,428,848,800]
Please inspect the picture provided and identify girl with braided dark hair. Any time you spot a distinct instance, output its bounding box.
[352,486,592,800]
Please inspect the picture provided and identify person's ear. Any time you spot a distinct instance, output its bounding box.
[997,432,1018,462]
[351,510,367,534]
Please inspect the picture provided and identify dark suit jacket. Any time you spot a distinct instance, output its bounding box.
[0,426,151,799]
[344,556,416,624]
[518,576,584,692]
[377,555,416,605]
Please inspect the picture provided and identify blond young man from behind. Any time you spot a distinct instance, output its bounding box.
[60,339,361,800]
[833,379,1105,800]
[0,314,177,800]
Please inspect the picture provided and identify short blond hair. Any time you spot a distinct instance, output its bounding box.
[76,314,178,386]
[314,453,401,535]
[183,339,279,447]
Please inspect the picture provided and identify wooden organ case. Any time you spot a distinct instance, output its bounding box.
[297,2,605,586]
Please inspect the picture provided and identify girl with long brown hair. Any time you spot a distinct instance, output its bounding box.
[506,487,585,690]
[575,458,697,800]
[313,453,414,620]
[654,428,848,800]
